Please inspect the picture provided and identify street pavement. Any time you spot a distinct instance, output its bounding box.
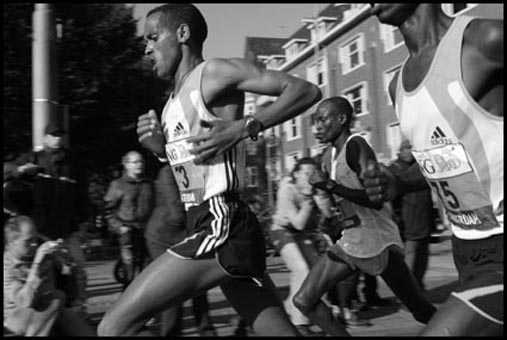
[84,231,456,336]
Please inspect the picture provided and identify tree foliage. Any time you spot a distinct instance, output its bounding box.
[3,4,168,177]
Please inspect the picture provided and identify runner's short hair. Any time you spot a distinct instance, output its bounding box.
[148,4,208,48]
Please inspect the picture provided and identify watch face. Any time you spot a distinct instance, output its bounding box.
[246,117,261,140]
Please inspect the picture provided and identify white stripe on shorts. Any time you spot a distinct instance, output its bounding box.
[451,284,503,325]
[196,196,230,256]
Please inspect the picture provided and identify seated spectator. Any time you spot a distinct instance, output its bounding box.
[3,215,95,336]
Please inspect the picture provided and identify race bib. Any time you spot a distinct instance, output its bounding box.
[411,143,472,180]
[165,138,205,206]
[412,143,499,231]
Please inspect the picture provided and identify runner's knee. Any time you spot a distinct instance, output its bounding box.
[98,307,132,336]
[97,312,117,336]
[292,290,313,316]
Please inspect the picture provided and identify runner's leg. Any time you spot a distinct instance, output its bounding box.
[97,251,229,336]
[220,273,299,336]
[293,254,352,336]
[419,294,503,336]
[380,247,436,323]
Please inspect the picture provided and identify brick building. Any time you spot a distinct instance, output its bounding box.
[242,3,503,204]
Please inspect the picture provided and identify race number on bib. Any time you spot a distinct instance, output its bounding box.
[413,143,499,231]
[411,143,472,180]
[165,138,205,206]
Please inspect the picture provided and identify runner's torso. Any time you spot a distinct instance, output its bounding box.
[161,61,245,211]
[322,136,403,258]
[395,16,503,240]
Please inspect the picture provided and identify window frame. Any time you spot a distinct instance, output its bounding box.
[339,33,365,74]
[342,81,369,117]
[441,3,478,16]
[285,116,302,141]
[379,23,404,53]
[246,166,259,188]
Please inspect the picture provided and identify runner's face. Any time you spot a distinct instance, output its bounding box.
[370,3,419,26]
[144,12,182,80]
[314,104,343,144]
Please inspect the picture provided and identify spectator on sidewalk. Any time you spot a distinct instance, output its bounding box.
[103,151,154,289]
[4,122,91,315]
[269,157,338,335]
[3,215,95,336]
[144,165,216,336]
[387,140,435,291]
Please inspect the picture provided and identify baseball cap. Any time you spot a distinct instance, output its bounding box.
[44,122,66,136]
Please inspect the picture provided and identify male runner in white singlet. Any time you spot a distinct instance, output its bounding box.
[365,4,503,336]
[98,4,321,336]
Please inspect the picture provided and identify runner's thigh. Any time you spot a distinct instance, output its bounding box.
[103,252,228,331]
[296,253,353,307]
[419,294,503,336]
[220,274,298,336]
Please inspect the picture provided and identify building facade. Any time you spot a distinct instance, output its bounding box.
[243,3,503,204]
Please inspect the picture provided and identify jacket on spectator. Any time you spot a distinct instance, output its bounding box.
[103,173,154,233]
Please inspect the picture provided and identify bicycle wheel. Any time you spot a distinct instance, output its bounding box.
[113,259,128,284]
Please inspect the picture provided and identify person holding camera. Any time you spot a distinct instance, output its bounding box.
[3,215,94,336]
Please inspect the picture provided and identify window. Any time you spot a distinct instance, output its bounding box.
[285,151,303,174]
[441,3,477,16]
[384,65,401,105]
[246,140,257,156]
[266,56,285,70]
[306,58,327,88]
[266,126,278,147]
[244,102,256,116]
[284,40,307,61]
[286,44,299,61]
[339,34,365,74]
[246,166,258,187]
[342,82,369,116]
[317,21,327,39]
[386,122,403,160]
[285,116,301,141]
[380,23,404,52]
[343,3,367,20]
[268,158,282,181]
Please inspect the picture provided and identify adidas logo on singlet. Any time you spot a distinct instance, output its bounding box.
[430,126,453,146]
[173,122,186,138]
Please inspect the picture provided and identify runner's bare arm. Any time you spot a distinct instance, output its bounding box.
[187,58,322,164]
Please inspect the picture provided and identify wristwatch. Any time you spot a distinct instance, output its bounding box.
[244,116,264,141]
[326,180,338,192]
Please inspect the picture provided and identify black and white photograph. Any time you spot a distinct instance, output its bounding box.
[3,3,503,337]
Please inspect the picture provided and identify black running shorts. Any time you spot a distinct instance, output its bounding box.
[168,193,267,279]
[451,233,503,325]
